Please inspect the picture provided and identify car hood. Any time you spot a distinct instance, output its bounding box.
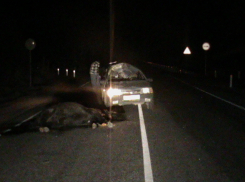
[110,80,151,89]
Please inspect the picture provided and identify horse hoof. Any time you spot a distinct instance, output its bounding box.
[43,127,50,132]
[39,127,44,133]
[92,123,97,129]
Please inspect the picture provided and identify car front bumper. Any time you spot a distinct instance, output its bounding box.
[108,93,153,106]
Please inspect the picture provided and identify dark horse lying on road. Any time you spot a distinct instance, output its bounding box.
[32,102,108,132]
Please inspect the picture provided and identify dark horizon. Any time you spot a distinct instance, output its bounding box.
[1,0,245,83]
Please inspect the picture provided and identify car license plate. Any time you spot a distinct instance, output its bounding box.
[123,95,140,101]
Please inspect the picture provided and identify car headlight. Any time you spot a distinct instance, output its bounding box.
[141,87,153,94]
[107,88,122,98]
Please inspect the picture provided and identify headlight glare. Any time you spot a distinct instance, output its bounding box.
[142,87,153,94]
[107,88,122,98]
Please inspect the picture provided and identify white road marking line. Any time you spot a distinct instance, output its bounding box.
[174,77,245,111]
[3,129,12,133]
[14,111,42,127]
[194,87,245,111]
[1,111,42,135]
[14,123,22,127]
[20,111,42,123]
[138,104,154,182]
[80,81,90,87]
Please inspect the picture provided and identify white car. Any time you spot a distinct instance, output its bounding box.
[100,62,154,109]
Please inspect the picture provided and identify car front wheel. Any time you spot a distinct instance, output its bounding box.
[104,96,110,107]
[146,100,154,110]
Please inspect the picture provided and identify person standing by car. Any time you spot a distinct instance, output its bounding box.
[90,61,100,87]
[90,61,102,104]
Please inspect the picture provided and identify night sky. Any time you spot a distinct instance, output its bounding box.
[1,0,245,80]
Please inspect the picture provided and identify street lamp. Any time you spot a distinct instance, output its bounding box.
[25,38,36,87]
[202,42,210,76]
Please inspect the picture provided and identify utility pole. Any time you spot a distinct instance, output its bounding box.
[25,38,36,87]
[110,0,114,63]
[202,42,210,76]
[29,50,32,87]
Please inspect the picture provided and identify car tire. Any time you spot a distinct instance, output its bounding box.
[104,96,110,107]
[146,101,154,110]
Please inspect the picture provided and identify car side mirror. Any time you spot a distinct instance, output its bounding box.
[147,78,153,82]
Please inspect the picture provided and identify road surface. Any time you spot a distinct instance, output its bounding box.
[1,66,245,181]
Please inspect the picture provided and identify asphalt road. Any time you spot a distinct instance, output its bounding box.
[1,67,245,181]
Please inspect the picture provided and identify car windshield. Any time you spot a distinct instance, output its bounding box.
[108,63,146,81]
